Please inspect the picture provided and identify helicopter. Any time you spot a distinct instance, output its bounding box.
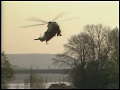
[21,12,77,44]
[34,21,62,44]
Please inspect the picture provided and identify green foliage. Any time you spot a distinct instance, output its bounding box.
[1,51,15,89]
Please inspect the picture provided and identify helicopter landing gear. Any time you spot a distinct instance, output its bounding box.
[57,32,61,36]
[59,34,62,36]
[56,30,62,36]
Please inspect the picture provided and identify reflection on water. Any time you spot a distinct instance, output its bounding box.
[8,82,71,89]
[9,74,70,89]
[11,74,69,83]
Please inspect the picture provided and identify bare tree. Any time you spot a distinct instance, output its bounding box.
[53,24,112,89]
[24,76,29,89]
[15,83,19,89]
[24,66,48,89]
[84,24,112,70]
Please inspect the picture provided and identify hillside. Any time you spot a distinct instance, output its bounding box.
[6,54,60,69]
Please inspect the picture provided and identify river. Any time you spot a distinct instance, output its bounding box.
[8,74,70,89]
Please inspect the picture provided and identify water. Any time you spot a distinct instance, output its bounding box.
[8,82,71,89]
[12,74,69,83]
[8,74,70,89]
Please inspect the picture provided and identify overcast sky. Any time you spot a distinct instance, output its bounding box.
[2,1,119,54]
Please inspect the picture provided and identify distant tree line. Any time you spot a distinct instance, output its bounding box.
[53,24,119,89]
[14,69,71,74]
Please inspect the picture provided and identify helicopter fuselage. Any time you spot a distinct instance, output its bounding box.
[34,22,61,44]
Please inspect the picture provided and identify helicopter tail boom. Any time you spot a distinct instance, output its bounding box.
[34,39,39,40]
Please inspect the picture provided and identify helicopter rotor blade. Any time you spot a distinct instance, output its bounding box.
[57,17,79,22]
[20,23,47,28]
[27,17,48,23]
[52,12,69,22]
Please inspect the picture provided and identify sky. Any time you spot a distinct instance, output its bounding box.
[2,1,119,54]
